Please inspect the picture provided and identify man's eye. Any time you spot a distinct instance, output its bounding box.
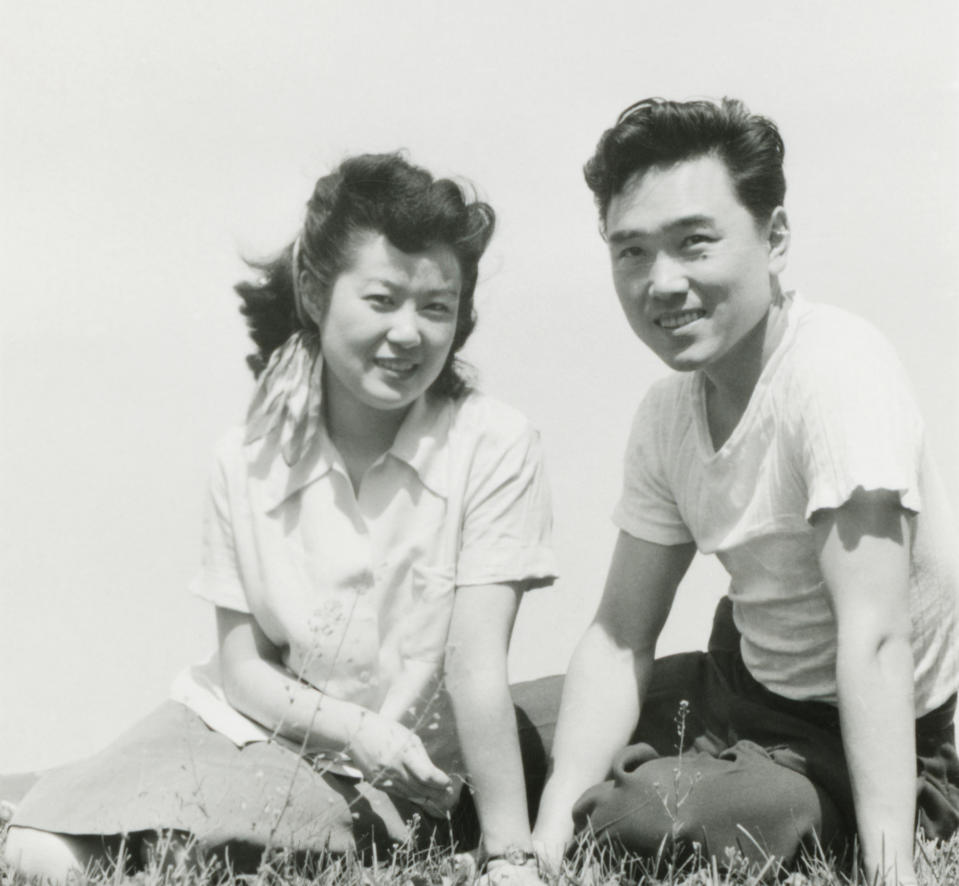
[365,294,394,307]
[682,234,713,249]
[618,246,645,259]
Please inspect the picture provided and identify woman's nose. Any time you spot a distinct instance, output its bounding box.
[386,304,422,347]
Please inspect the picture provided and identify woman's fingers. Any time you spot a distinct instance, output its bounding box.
[352,715,453,806]
[404,751,452,792]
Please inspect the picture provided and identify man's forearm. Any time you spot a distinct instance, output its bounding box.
[837,631,917,884]
[534,625,651,848]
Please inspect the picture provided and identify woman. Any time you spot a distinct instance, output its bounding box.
[4,153,557,881]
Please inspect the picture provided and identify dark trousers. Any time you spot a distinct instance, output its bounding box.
[572,599,959,866]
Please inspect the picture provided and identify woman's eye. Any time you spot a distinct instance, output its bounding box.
[365,294,394,307]
[423,302,454,316]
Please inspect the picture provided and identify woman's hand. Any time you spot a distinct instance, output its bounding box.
[351,712,454,813]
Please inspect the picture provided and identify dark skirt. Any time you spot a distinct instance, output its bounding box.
[10,677,562,863]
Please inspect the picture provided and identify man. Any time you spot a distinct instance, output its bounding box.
[532,98,959,885]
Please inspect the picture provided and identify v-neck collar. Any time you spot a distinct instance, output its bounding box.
[693,292,801,460]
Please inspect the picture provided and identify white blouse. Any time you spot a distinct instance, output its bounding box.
[171,390,557,768]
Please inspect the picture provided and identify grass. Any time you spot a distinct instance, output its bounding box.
[1,822,957,886]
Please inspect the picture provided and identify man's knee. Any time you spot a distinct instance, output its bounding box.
[570,746,839,866]
[571,753,689,855]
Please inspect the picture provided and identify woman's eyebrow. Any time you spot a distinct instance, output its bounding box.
[363,277,459,297]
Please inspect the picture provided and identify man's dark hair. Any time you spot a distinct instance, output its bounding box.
[584,97,786,231]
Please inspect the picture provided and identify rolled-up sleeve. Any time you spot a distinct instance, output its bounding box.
[455,425,558,590]
[799,326,924,520]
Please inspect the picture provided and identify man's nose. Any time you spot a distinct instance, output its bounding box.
[648,252,689,300]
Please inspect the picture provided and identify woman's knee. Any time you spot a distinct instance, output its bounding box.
[2,826,115,881]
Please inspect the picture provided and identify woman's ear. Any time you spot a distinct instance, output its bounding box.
[298,270,325,330]
[767,207,790,276]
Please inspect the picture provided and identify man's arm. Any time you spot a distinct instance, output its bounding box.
[814,490,917,886]
[532,532,695,865]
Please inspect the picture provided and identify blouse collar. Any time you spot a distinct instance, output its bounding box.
[245,334,452,509]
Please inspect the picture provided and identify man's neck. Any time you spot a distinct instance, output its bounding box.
[703,286,789,448]
[707,289,788,403]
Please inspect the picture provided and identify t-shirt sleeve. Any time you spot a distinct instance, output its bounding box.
[799,323,924,519]
[190,434,252,613]
[455,425,558,589]
[612,385,694,545]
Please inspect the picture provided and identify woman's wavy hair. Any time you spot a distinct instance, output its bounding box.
[235,152,495,398]
[584,97,786,232]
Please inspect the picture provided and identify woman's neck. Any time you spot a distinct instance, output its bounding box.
[322,371,409,489]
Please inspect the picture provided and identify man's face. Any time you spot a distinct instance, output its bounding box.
[605,153,787,375]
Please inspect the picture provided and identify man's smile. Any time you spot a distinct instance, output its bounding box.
[655,309,706,330]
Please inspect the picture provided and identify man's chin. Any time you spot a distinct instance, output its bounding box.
[658,351,708,373]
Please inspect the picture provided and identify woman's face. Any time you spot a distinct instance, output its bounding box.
[315,231,463,416]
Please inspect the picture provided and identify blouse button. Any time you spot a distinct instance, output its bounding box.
[358,669,372,684]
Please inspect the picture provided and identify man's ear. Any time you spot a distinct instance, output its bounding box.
[767,207,790,276]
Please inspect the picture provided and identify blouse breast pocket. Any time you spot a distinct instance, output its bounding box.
[400,563,456,663]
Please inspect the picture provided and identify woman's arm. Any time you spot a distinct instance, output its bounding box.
[814,490,918,886]
[216,607,452,808]
[444,581,537,861]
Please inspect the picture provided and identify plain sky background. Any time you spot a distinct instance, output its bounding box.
[2,1,957,773]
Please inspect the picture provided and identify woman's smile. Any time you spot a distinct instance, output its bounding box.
[372,354,420,379]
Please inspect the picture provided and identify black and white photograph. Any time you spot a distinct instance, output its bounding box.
[1,2,956,883]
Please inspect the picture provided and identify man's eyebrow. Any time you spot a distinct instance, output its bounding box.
[607,215,716,244]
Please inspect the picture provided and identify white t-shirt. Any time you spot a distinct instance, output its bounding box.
[171,390,557,770]
[614,293,958,715]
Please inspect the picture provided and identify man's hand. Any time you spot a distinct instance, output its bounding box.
[478,858,547,886]
[350,713,454,812]
[531,837,566,880]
